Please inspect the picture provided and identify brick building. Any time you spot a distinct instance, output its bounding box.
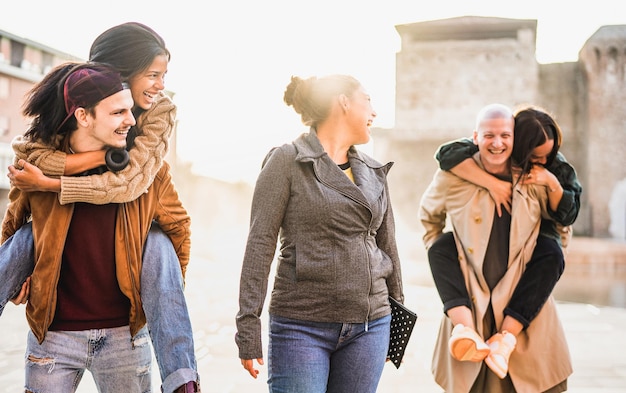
[0,29,81,193]
[0,28,179,210]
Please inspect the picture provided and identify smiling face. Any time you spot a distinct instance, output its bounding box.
[345,86,377,145]
[71,89,136,152]
[128,54,168,110]
[473,116,514,175]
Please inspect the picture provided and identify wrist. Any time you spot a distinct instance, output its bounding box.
[45,177,62,193]
[548,183,562,193]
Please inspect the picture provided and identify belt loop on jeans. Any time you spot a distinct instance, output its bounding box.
[365,321,369,332]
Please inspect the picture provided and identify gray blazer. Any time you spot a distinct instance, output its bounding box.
[235,129,404,359]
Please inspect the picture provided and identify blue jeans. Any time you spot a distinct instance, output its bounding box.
[25,325,153,393]
[267,313,391,393]
[0,223,35,313]
[142,224,198,392]
[0,222,198,393]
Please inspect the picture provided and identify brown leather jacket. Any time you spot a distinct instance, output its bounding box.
[1,162,190,343]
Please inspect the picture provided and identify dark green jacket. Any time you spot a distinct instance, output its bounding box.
[435,137,582,241]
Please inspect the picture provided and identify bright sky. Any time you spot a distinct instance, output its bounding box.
[2,0,624,183]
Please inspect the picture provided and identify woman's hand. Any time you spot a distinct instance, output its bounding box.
[241,358,264,379]
[523,165,563,211]
[522,165,555,188]
[10,276,30,305]
[8,160,61,192]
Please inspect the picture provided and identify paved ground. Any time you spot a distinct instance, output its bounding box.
[1,236,625,392]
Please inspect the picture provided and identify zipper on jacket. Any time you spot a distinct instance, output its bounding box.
[315,165,376,326]
[363,229,373,326]
[45,205,75,335]
[121,204,141,331]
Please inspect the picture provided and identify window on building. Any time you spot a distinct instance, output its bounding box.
[0,115,8,136]
[0,76,8,99]
[10,40,25,68]
[42,51,53,74]
[0,35,5,64]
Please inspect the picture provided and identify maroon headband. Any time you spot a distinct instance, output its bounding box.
[57,64,129,132]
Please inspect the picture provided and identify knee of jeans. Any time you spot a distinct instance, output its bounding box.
[557,258,565,277]
[26,353,55,373]
[143,233,181,273]
[545,253,565,277]
[145,228,172,253]
[428,235,457,259]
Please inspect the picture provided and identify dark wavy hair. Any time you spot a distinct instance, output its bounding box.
[89,22,170,81]
[512,107,562,174]
[22,62,120,145]
[89,22,170,147]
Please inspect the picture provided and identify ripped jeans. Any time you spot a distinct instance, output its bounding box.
[0,223,198,393]
[25,325,152,393]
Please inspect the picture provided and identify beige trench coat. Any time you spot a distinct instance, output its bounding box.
[419,156,573,393]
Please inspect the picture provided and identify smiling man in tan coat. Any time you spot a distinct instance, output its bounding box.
[419,103,572,393]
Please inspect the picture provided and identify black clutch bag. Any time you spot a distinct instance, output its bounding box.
[387,296,418,369]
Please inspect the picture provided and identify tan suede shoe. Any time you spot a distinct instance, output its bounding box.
[448,324,491,362]
[485,331,517,379]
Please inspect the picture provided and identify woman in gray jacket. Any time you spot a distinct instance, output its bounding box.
[235,74,404,392]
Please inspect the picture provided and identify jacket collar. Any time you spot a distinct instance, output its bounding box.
[293,128,393,209]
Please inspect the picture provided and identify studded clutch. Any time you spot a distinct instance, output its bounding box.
[387,296,418,369]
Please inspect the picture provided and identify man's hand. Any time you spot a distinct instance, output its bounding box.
[8,160,60,192]
[241,358,264,379]
[10,276,30,305]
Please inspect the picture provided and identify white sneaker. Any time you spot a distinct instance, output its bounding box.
[448,324,490,362]
[485,331,517,379]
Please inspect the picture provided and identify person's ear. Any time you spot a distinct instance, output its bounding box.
[74,107,89,127]
[338,94,349,113]
[472,130,479,145]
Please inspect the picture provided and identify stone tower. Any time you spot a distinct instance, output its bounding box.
[372,16,626,239]
[394,16,539,139]
[579,26,626,237]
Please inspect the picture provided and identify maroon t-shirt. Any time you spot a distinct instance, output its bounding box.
[49,202,130,331]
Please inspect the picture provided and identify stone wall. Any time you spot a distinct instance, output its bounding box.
[375,16,626,239]
[579,26,626,237]
[394,16,538,141]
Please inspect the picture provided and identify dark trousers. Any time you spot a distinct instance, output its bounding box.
[427,232,564,328]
